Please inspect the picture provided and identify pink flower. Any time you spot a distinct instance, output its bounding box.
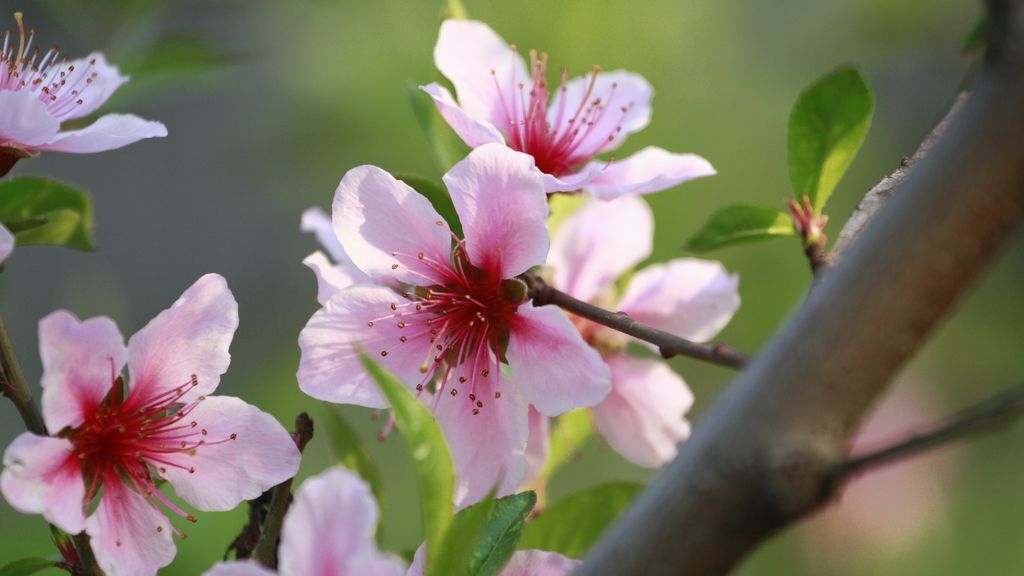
[421,19,715,200]
[300,206,372,305]
[0,223,12,263]
[408,546,580,576]
[538,196,740,468]
[204,467,405,576]
[298,143,610,506]
[0,13,166,173]
[0,274,301,576]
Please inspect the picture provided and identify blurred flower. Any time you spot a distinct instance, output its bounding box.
[408,546,580,576]
[0,274,300,576]
[0,223,12,263]
[0,13,167,175]
[421,19,714,200]
[204,467,404,576]
[298,144,610,507]
[534,196,739,468]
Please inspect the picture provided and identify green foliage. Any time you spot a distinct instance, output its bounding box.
[686,204,795,252]
[788,66,874,213]
[0,177,95,251]
[963,16,988,53]
[121,35,236,80]
[360,354,455,576]
[518,482,643,558]
[324,409,386,539]
[442,0,469,20]
[406,84,472,175]
[464,492,536,576]
[394,173,463,238]
[434,493,496,576]
[0,558,56,576]
[542,409,593,478]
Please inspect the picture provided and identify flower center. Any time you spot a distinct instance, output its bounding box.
[491,49,633,177]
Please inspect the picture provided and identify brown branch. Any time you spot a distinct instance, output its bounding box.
[0,314,46,435]
[577,2,1024,574]
[839,383,1024,477]
[521,273,751,370]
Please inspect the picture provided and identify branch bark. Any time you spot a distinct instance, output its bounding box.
[0,314,46,435]
[578,2,1024,574]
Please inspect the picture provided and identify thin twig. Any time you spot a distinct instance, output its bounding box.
[839,383,1024,477]
[521,273,751,370]
[0,314,46,435]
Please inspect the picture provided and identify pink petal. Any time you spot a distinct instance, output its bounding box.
[303,251,361,306]
[202,561,277,576]
[298,286,436,408]
[301,206,356,267]
[540,163,604,194]
[617,259,740,343]
[523,406,550,486]
[84,478,176,576]
[38,310,127,432]
[0,223,12,264]
[583,147,716,200]
[126,274,237,404]
[549,196,652,303]
[333,165,454,286]
[279,467,403,576]
[443,144,548,278]
[0,433,85,534]
[507,305,611,416]
[421,83,506,148]
[591,355,693,468]
[500,550,582,575]
[434,19,528,131]
[58,53,128,121]
[433,377,530,508]
[547,70,652,156]
[161,396,300,511]
[0,90,60,147]
[38,113,167,154]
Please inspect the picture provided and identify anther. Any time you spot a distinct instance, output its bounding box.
[451,388,458,396]
[230,433,237,440]
[472,409,480,415]
[367,321,375,327]
[391,264,399,270]
[495,392,501,399]
[476,401,483,408]
[380,350,388,357]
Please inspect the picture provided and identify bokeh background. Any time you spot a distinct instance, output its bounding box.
[2,0,1021,574]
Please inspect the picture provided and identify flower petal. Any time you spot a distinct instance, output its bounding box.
[301,206,356,267]
[434,19,528,130]
[549,196,652,303]
[333,165,454,286]
[303,251,366,306]
[126,274,237,404]
[548,70,652,156]
[0,223,12,264]
[38,310,127,432]
[0,90,60,147]
[38,113,167,154]
[500,550,582,575]
[523,406,550,486]
[84,478,175,576]
[279,467,403,576]
[434,376,530,508]
[58,53,129,120]
[0,433,85,534]
[617,259,740,343]
[421,83,505,148]
[591,355,693,468]
[507,305,611,416]
[539,163,604,194]
[444,143,548,278]
[298,286,436,408]
[202,561,277,576]
[582,147,716,200]
[161,396,300,511]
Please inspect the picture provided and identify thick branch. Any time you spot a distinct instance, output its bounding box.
[252,413,314,567]
[579,3,1024,574]
[0,314,46,435]
[522,273,751,370]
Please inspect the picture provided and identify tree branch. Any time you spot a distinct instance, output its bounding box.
[578,2,1024,574]
[521,272,751,370]
[0,314,46,436]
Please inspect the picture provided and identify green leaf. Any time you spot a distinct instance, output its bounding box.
[122,35,236,79]
[518,482,643,558]
[542,409,592,478]
[0,177,95,250]
[442,0,469,19]
[467,492,536,576]
[434,491,496,576]
[685,204,796,252]
[406,83,472,174]
[0,558,57,576]
[360,353,455,576]
[788,66,874,212]
[324,409,386,538]
[963,16,988,53]
[394,173,463,239]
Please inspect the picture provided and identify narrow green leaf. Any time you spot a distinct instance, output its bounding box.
[542,409,592,479]
[788,66,874,212]
[0,177,95,250]
[360,354,455,576]
[324,409,386,538]
[442,0,469,20]
[394,173,463,239]
[434,492,496,576]
[963,16,988,53]
[406,83,472,174]
[467,492,536,576]
[518,482,643,558]
[0,558,57,576]
[685,204,796,252]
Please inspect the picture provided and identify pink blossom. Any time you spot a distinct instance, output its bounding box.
[0,13,166,173]
[204,467,405,576]
[0,274,300,576]
[408,546,580,576]
[421,19,715,200]
[298,144,610,506]
[0,223,12,263]
[300,206,373,305]
[538,196,740,468]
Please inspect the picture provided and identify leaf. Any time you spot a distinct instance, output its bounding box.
[122,35,236,79]
[360,354,455,576]
[542,409,592,479]
[0,177,95,250]
[685,204,795,252]
[0,558,57,576]
[434,491,496,576]
[394,173,463,239]
[788,66,874,212]
[324,409,386,538]
[466,492,536,576]
[518,482,643,559]
[442,0,469,20]
[963,16,988,53]
[406,83,472,174]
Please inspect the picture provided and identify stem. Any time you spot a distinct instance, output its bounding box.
[252,413,314,567]
[521,273,751,370]
[0,315,46,435]
[839,383,1024,477]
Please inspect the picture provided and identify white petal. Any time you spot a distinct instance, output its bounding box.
[84,479,176,576]
[39,113,167,153]
[0,90,59,147]
[0,433,85,533]
[421,83,505,148]
[583,147,716,200]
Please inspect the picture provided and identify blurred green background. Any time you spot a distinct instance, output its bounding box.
[3,0,1022,574]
